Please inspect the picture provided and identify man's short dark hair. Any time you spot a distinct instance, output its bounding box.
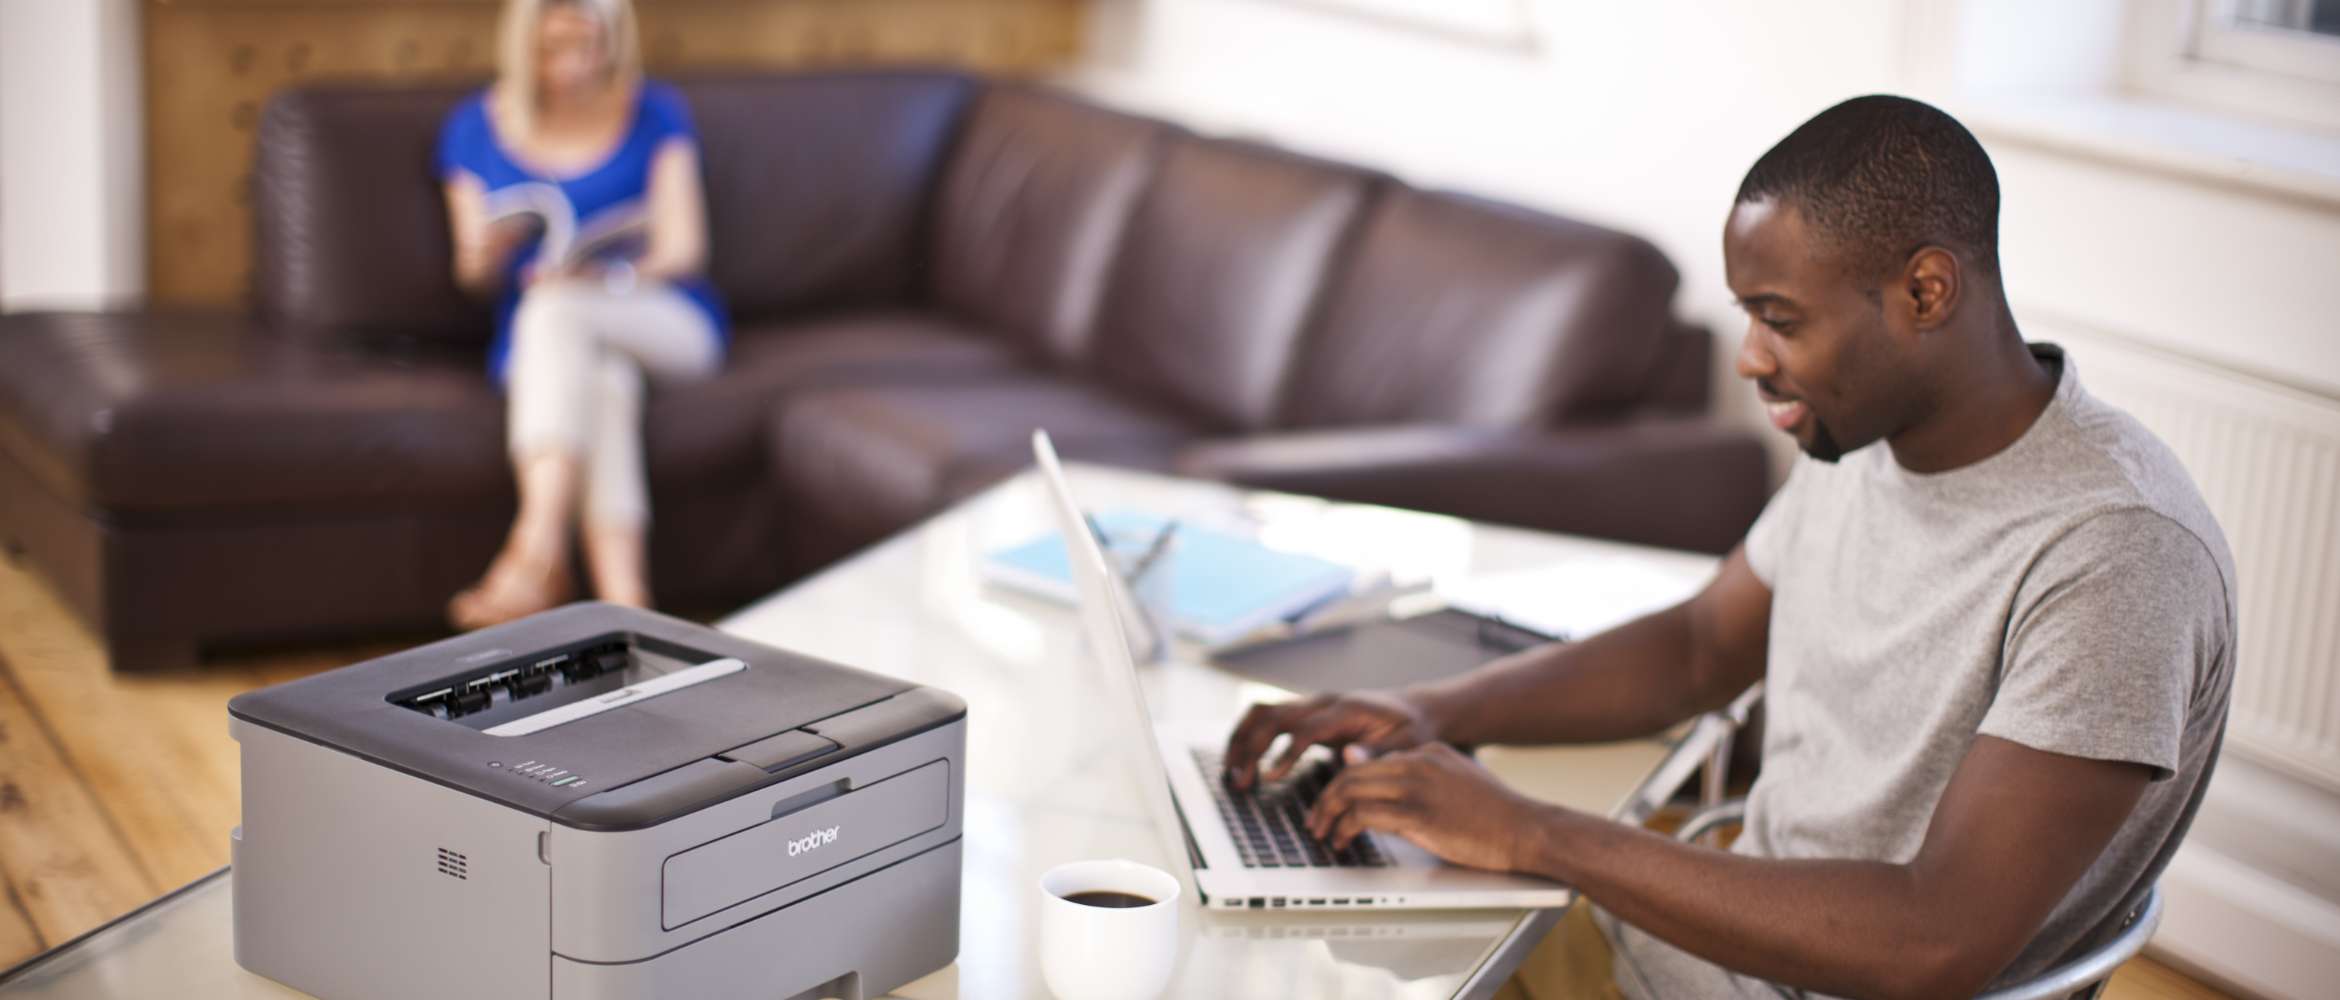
[1736,95,2000,283]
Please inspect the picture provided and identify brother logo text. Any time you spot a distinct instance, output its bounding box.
[788,826,840,857]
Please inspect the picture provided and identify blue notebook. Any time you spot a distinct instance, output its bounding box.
[982,511,1357,646]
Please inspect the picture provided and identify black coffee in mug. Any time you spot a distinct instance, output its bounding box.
[1063,890,1156,909]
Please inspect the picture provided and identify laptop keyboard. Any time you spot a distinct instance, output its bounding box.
[1195,748,1391,869]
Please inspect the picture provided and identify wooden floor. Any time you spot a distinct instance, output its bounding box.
[0,555,2242,998]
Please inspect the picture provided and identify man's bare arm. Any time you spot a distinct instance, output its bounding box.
[1509,737,2149,998]
[1226,547,1772,786]
[1413,546,1773,746]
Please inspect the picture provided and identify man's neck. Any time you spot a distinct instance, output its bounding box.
[1885,320,2058,475]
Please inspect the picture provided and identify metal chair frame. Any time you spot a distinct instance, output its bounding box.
[1672,799,2165,1000]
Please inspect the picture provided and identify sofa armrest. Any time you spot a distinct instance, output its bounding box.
[1174,420,1771,554]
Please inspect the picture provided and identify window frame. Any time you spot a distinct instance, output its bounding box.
[2122,0,2340,130]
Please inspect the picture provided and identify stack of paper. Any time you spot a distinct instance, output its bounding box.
[1439,557,1707,641]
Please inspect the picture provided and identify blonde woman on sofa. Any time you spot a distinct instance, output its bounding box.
[437,0,725,629]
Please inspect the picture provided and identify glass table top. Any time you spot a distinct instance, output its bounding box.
[0,465,1718,999]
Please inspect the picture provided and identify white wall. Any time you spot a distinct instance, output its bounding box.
[0,0,143,312]
[1060,2,2340,996]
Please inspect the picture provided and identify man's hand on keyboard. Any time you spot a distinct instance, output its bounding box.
[1222,691,1440,790]
[1307,742,1552,875]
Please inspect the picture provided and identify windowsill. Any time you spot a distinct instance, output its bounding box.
[1957,92,2340,209]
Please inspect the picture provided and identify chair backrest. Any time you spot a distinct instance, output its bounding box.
[1973,886,2164,1000]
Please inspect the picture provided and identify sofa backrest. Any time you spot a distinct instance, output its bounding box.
[1278,188,1683,428]
[253,84,489,341]
[251,70,975,341]
[684,71,975,322]
[927,85,1170,367]
[251,71,1705,427]
[1085,136,1378,432]
[924,93,1705,432]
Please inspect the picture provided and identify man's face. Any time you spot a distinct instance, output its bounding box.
[1723,198,1920,463]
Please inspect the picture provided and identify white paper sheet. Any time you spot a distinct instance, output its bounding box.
[1438,557,1708,640]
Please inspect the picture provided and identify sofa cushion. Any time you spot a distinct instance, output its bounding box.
[645,311,1025,489]
[772,376,1197,541]
[0,309,1020,515]
[1088,137,1377,432]
[685,71,978,322]
[0,311,507,513]
[1279,188,1681,428]
[254,84,487,343]
[928,84,1169,367]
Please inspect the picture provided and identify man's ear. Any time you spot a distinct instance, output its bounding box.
[1905,247,1961,332]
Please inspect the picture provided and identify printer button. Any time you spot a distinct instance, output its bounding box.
[717,729,840,773]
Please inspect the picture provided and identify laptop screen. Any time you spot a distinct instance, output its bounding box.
[1029,431,1201,894]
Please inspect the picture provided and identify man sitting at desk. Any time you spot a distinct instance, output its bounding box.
[1224,95,2236,999]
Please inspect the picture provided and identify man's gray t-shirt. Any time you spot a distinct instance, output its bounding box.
[1602,344,2237,997]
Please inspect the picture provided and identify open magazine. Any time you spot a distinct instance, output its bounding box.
[482,182,649,272]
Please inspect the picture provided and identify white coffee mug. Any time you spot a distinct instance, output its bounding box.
[1038,858,1182,1000]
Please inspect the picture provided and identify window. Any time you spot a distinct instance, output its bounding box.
[2200,0,2340,84]
[2126,0,2340,130]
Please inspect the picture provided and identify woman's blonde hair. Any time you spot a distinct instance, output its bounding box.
[493,0,642,139]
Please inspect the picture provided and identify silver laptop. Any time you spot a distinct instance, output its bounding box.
[1030,430,1576,912]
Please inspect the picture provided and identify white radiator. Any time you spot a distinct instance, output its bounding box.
[2047,323,2340,794]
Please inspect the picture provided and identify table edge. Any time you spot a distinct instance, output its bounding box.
[1451,715,1715,998]
[0,865,232,987]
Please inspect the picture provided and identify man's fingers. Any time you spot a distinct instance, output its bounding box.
[1328,801,1415,851]
[1309,766,1414,839]
[1227,700,1318,787]
[1262,721,1328,782]
[1223,704,1283,787]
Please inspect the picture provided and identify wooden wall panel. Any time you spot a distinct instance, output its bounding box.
[143,0,1087,307]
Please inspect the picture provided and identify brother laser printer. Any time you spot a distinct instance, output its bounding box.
[228,603,967,1000]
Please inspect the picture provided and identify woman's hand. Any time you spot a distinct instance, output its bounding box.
[524,259,641,292]
[445,174,539,295]
[475,215,539,271]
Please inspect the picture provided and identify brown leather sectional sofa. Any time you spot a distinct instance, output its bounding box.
[0,70,1766,670]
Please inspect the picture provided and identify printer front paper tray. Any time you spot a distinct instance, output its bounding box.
[556,838,962,1000]
[663,759,950,928]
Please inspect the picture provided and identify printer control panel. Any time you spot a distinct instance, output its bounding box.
[494,759,589,789]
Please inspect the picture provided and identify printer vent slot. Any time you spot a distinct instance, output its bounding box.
[436,847,469,881]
